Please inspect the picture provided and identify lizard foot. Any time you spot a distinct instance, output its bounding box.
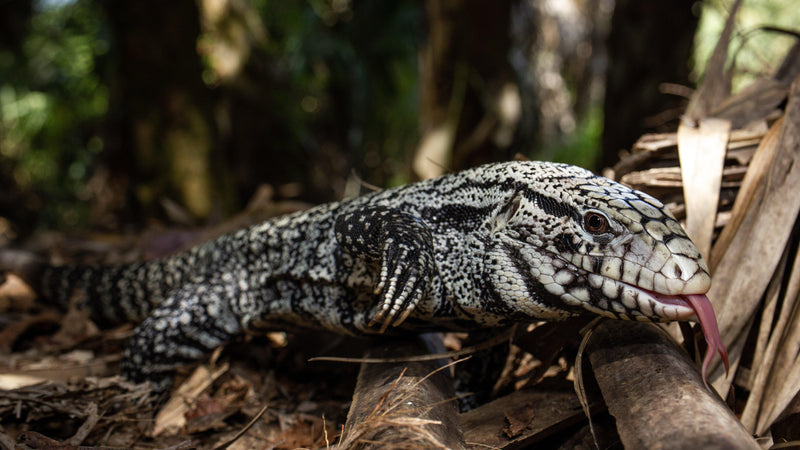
[335,206,435,332]
[370,236,433,331]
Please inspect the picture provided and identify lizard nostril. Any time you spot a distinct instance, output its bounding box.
[674,264,683,279]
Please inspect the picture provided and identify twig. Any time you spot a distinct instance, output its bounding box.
[211,404,269,450]
[65,403,99,446]
[322,414,330,449]
[161,440,195,450]
[309,328,512,364]
[575,318,603,450]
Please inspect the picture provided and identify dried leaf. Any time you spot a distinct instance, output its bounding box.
[185,394,227,420]
[0,273,37,311]
[502,403,534,438]
[678,117,731,258]
[709,79,800,397]
[710,117,784,268]
[274,413,330,449]
[685,0,743,118]
[151,362,230,437]
[739,246,790,421]
[752,248,800,433]
[710,78,789,128]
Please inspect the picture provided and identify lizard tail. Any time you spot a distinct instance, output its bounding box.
[1,248,164,325]
[0,249,48,295]
[0,249,82,313]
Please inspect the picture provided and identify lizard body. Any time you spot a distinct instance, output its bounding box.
[1,161,727,389]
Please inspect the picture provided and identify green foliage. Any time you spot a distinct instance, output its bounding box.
[2,0,422,228]
[252,0,422,185]
[549,106,603,170]
[694,0,800,90]
[0,0,108,227]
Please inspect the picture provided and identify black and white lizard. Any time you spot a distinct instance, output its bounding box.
[1,161,728,390]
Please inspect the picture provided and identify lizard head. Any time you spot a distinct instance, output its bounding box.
[479,161,727,378]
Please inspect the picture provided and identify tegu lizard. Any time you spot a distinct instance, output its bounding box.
[1,161,729,390]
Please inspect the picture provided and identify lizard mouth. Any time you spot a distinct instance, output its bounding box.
[592,275,729,386]
[643,289,730,386]
[546,249,728,382]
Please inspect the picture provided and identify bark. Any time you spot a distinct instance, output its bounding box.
[460,389,598,449]
[338,335,465,449]
[585,319,760,449]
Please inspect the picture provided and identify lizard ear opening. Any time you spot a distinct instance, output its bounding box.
[499,192,522,221]
[491,192,523,232]
[484,191,524,235]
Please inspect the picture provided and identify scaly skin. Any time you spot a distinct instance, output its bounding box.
[1,161,722,390]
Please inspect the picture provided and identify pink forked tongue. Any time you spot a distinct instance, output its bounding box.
[684,293,730,388]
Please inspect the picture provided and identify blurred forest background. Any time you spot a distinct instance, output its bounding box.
[0,0,798,240]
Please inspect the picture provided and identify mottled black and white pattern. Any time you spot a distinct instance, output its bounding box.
[14,161,711,389]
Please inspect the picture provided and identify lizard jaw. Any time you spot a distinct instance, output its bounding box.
[572,274,729,388]
[634,289,730,388]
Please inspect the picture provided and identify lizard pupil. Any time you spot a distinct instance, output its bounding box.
[583,212,609,234]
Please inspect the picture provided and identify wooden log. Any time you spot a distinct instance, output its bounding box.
[585,319,759,449]
[337,335,465,449]
[460,388,600,450]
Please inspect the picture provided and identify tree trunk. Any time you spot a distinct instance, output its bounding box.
[100,0,235,222]
[415,0,519,179]
[600,0,699,169]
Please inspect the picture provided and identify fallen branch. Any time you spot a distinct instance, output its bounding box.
[337,335,464,449]
[585,319,759,449]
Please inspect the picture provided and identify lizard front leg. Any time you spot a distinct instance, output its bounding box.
[334,206,435,332]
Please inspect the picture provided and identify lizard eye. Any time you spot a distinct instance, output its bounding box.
[583,211,609,234]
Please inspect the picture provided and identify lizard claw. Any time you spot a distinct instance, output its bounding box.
[335,206,435,332]
[370,238,433,332]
